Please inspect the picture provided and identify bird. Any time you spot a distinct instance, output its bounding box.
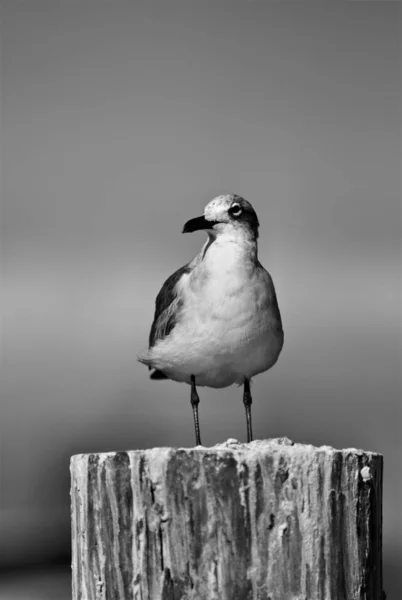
[138,193,284,445]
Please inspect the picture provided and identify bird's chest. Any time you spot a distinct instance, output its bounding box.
[182,256,265,335]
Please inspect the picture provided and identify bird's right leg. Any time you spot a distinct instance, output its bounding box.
[243,378,253,443]
[190,375,202,446]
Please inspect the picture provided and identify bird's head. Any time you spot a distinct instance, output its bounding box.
[182,194,260,240]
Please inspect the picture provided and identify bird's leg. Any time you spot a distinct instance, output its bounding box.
[190,375,202,446]
[243,378,253,443]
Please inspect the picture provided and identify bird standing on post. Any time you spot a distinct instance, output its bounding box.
[138,194,284,445]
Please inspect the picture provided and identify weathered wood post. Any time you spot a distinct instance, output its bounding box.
[70,438,383,600]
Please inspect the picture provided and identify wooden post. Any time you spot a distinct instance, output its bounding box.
[70,438,383,600]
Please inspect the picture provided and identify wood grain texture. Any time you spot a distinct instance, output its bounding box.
[70,438,383,600]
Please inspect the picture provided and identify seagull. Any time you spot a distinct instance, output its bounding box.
[138,194,284,445]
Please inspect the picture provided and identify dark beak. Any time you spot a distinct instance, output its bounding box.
[182,215,217,233]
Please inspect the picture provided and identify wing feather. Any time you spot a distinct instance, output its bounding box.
[257,261,283,333]
[149,263,191,348]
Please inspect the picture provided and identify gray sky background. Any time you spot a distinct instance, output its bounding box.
[2,0,401,594]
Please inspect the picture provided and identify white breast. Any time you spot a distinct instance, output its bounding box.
[148,236,283,387]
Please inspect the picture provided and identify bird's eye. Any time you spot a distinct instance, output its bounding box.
[229,204,242,217]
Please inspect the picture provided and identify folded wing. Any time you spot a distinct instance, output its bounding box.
[140,263,191,378]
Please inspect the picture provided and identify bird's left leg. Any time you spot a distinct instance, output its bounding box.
[243,378,253,443]
[190,375,202,446]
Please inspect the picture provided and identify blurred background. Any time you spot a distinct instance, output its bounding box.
[1,1,401,598]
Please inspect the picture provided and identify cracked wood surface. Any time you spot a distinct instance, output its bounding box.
[70,438,383,600]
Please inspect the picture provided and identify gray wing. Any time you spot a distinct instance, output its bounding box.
[257,261,283,333]
[149,263,190,348]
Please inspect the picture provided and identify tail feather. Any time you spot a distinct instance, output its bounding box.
[137,353,151,366]
[138,353,168,380]
[150,369,168,380]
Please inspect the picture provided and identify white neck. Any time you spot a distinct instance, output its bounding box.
[200,230,258,265]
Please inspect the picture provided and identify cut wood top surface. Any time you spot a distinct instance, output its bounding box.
[71,436,382,462]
